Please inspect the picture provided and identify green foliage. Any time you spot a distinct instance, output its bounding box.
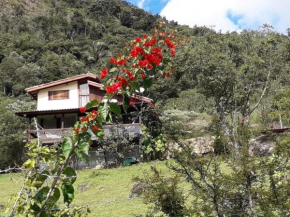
[133,166,186,217]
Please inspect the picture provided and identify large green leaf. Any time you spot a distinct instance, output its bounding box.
[123,94,130,113]
[130,81,140,91]
[85,99,99,110]
[75,149,89,164]
[34,186,49,206]
[35,170,50,189]
[62,137,73,159]
[63,167,77,184]
[49,188,61,204]
[98,102,109,121]
[143,77,153,89]
[62,184,74,205]
[109,103,121,116]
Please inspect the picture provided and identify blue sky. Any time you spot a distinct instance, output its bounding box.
[125,0,290,33]
[126,0,170,15]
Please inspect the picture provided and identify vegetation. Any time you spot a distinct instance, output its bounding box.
[0,0,290,216]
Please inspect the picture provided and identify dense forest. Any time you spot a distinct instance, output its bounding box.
[0,0,290,169]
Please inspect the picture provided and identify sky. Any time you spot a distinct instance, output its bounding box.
[125,0,290,33]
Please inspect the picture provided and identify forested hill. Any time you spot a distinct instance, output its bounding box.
[0,0,290,169]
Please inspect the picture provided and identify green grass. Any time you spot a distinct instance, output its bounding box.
[0,161,172,217]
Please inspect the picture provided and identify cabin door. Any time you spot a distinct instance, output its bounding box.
[79,83,89,107]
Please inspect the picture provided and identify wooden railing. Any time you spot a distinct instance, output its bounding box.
[26,123,142,143]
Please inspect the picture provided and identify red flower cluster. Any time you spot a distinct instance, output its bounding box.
[164,38,175,48]
[75,128,79,133]
[139,59,148,68]
[143,39,157,47]
[145,54,162,66]
[79,107,86,113]
[92,126,99,131]
[116,59,126,66]
[100,68,108,79]
[106,82,122,94]
[110,57,117,64]
[91,110,98,115]
[135,36,142,43]
[131,46,144,57]
[81,117,88,122]
[162,71,170,78]
[117,76,130,87]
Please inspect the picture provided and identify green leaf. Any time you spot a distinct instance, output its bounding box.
[130,81,140,91]
[62,184,74,205]
[63,167,77,184]
[62,137,73,159]
[109,103,121,116]
[85,99,99,110]
[109,67,117,72]
[98,102,109,122]
[35,170,49,188]
[143,77,153,89]
[75,149,89,164]
[34,187,49,206]
[23,158,36,170]
[49,188,61,204]
[123,94,130,113]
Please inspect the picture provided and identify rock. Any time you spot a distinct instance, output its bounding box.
[95,164,104,170]
[99,186,104,190]
[250,135,275,156]
[77,182,91,192]
[165,136,215,159]
[129,182,147,198]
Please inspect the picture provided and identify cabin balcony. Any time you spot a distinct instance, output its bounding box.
[26,123,142,144]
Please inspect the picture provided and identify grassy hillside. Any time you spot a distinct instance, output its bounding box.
[0,161,172,217]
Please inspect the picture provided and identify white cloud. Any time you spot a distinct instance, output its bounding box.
[160,0,290,33]
[137,0,146,8]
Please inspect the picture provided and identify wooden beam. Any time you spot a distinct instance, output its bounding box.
[28,117,31,141]
[61,114,64,129]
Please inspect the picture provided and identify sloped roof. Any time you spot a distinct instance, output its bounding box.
[26,73,99,99]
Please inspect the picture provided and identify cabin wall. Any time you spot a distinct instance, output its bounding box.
[37,81,78,110]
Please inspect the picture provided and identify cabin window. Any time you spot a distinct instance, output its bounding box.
[79,83,89,107]
[48,90,69,100]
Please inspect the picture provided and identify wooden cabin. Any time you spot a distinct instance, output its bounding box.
[15,73,152,145]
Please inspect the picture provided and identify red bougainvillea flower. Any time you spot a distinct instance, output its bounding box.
[117,54,121,57]
[147,64,153,69]
[164,38,175,48]
[143,34,147,39]
[106,82,122,94]
[145,54,162,66]
[144,39,157,47]
[79,107,86,113]
[116,59,126,66]
[151,48,162,56]
[131,46,144,57]
[127,72,135,81]
[139,59,148,68]
[74,128,79,133]
[149,104,155,108]
[100,68,108,79]
[152,33,157,38]
[91,110,98,115]
[81,127,85,131]
[170,48,176,57]
[130,100,135,106]
[110,57,117,64]
[117,77,130,87]
[81,117,87,122]
[135,36,142,43]
[141,73,147,79]
[92,126,99,131]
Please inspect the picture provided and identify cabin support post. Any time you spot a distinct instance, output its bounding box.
[28,117,31,141]
[61,114,64,129]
